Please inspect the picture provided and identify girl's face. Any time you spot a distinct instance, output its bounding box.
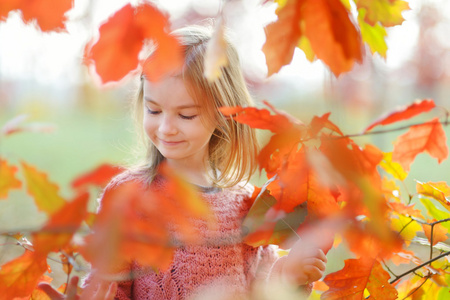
[142,77,216,169]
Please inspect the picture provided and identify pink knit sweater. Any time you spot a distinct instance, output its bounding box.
[86,176,312,299]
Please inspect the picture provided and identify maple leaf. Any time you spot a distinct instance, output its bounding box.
[422,222,448,246]
[32,192,89,256]
[358,8,388,58]
[85,3,183,83]
[0,0,72,31]
[380,152,407,181]
[302,0,363,76]
[203,18,228,81]
[219,106,293,133]
[0,158,22,199]
[420,198,450,232]
[71,163,124,190]
[416,181,450,212]
[21,161,65,215]
[392,118,448,171]
[356,0,410,27]
[262,0,303,75]
[364,99,436,132]
[323,257,398,299]
[0,250,48,300]
[309,112,344,137]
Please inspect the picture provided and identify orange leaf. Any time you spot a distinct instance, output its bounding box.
[0,0,72,31]
[85,3,183,83]
[1,114,55,136]
[416,181,450,211]
[71,164,124,190]
[309,112,343,136]
[422,222,448,246]
[364,99,435,132]
[388,202,424,219]
[302,0,363,76]
[32,192,89,256]
[392,118,448,171]
[0,250,48,299]
[323,257,398,299]
[262,0,303,75]
[219,106,293,133]
[0,158,22,199]
[21,161,65,215]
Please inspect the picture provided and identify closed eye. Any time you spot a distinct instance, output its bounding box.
[180,114,197,120]
[147,108,161,115]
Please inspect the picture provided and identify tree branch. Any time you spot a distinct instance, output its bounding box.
[389,251,450,284]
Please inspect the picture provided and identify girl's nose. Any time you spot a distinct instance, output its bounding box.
[159,115,178,135]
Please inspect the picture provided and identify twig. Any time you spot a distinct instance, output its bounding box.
[389,250,450,284]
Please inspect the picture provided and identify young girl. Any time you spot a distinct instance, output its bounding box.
[41,25,327,300]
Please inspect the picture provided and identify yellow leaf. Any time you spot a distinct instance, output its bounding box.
[416,181,450,212]
[0,159,22,199]
[356,0,410,27]
[358,8,388,58]
[204,19,228,82]
[21,161,65,215]
[391,215,422,246]
[380,152,407,181]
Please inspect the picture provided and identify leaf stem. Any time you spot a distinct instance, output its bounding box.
[389,250,450,284]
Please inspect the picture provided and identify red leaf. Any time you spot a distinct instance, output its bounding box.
[302,0,363,76]
[0,158,22,199]
[0,0,72,31]
[392,118,448,171]
[219,106,293,133]
[71,164,124,190]
[365,99,436,132]
[85,3,183,83]
[0,250,48,299]
[323,257,398,299]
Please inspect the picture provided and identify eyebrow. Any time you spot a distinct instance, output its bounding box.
[144,97,200,109]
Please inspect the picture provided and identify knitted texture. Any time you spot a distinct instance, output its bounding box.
[85,175,311,299]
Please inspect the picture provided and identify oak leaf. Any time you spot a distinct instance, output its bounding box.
[392,118,448,171]
[364,99,435,132]
[85,3,183,83]
[0,158,22,199]
[0,250,48,300]
[21,161,65,215]
[323,257,398,299]
[0,0,72,31]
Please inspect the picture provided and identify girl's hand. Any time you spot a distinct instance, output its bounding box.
[38,276,117,300]
[281,239,328,286]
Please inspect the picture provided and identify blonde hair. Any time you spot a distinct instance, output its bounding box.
[131,25,258,188]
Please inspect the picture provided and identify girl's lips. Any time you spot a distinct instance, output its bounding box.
[160,139,184,146]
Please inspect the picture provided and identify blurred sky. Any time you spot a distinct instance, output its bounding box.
[0,0,449,94]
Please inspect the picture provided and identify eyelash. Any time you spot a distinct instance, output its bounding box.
[146,108,197,120]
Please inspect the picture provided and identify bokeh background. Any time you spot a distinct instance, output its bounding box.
[1,0,450,291]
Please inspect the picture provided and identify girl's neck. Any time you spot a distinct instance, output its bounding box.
[165,159,214,187]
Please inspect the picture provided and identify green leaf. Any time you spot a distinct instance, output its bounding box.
[358,8,388,58]
[420,198,450,232]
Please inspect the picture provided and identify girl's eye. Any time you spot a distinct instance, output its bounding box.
[147,108,161,115]
[180,114,197,120]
